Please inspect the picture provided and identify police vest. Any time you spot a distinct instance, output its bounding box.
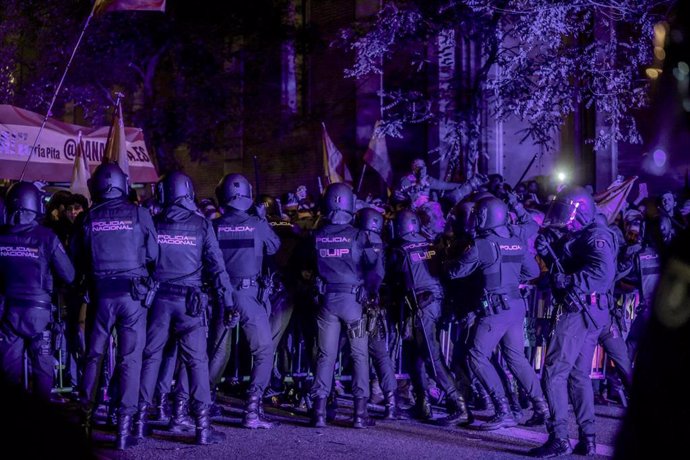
[215,215,262,278]
[637,246,661,304]
[399,237,441,290]
[87,201,146,275]
[0,225,52,300]
[155,216,204,285]
[315,225,361,285]
[477,233,524,295]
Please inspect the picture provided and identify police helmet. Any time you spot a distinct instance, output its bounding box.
[448,201,475,236]
[472,196,508,232]
[157,171,195,206]
[5,182,44,218]
[355,207,384,234]
[544,185,596,229]
[89,162,128,201]
[394,209,420,238]
[322,182,354,223]
[216,173,253,211]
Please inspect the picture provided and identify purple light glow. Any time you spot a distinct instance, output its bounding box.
[653,148,667,167]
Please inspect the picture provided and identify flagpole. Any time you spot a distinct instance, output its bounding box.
[103,92,124,162]
[19,2,99,180]
[356,164,367,194]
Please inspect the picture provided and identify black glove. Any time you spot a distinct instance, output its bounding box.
[551,273,574,290]
[534,234,551,257]
[223,309,240,328]
[254,203,267,220]
[461,311,477,330]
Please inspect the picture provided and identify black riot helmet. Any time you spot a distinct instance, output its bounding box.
[157,171,195,206]
[5,182,44,221]
[322,182,354,224]
[355,207,384,234]
[448,200,475,237]
[394,209,420,239]
[216,173,253,211]
[544,185,596,230]
[472,196,508,232]
[258,194,280,219]
[89,162,128,202]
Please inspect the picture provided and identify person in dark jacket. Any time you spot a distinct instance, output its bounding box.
[0,182,75,399]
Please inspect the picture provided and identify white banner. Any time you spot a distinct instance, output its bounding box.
[0,104,158,183]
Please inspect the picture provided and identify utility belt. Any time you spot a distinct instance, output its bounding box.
[560,291,609,314]
[581,292,610,308]
[4,298,52,310]
[324,283,366,303]
[479,290,522,317]
[231,277,258,290]
[158,282,208,318]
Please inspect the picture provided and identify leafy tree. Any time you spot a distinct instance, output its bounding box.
[336,0,674,179]
[0,0,288,170]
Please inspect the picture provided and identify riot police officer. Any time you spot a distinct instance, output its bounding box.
[134,172,232,444]
[208,173,280,429]
[0,182,75,399]
[74,163,159,450]
[355,207,400,419]
[388,209,470,425]
[258,195,300,393]
[309,183,383,429]
[530,186,616,457]
[446,197,548,430]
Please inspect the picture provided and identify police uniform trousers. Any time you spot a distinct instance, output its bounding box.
[469,299,543,400]
[368,315,398,395]
[139,291,211,410]
[598,312,633,391]
[542,305,610,439]
[81,285,146,417]
[626,305,650,362]
[154,337,178,401]
[311,291,369,399]
[0,302,54,398]
[208,284,274,398]
[270,287,295,381]
[410,293,458,399]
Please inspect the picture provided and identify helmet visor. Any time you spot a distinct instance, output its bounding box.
[544,199,578,228]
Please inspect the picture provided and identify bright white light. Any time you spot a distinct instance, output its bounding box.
[557,171,567,182]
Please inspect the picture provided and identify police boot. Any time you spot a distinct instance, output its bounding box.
[168,396,195,433]
[153,393,170,422]
[115,414,138,450]
[243,395,274,429]
[438,393,471,426]
[473,383,494,412]
[195,408,226,445]
[209,390,223,418]
[107,403,118,429]
[81,407,94,440]
[474,395,517,431]
[573,434,597,457]
[352,397,375,429]
[326,393,338,422]
[524,396,549,427]
[383,391,398,420]
[133,403,150,439]
[311,397,327,428]
[412,392,433,420]
[528,434,573,458]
